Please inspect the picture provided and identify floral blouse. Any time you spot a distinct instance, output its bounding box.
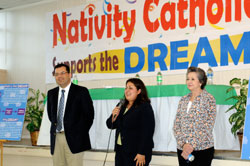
[173,89,216,151]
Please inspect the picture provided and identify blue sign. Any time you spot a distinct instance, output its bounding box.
[0,84,29,141]
[241,77,250,160]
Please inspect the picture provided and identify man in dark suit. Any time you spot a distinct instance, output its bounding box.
[47,63,94,166]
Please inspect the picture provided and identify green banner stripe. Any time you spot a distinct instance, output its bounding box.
[89,85,237,105]
[89,88,125,100]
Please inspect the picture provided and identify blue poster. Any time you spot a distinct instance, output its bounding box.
[0,84,29,141]
[241,77,250,160]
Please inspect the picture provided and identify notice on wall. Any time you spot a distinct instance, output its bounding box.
[0,84,29,141]
[241,78,250,160]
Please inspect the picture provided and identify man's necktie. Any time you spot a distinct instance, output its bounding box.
[57,89,65,131]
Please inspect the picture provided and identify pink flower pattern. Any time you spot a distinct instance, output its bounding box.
[173,89,216,150]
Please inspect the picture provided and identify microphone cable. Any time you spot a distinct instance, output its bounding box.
[103,119,114,166]
[103,100,124,166]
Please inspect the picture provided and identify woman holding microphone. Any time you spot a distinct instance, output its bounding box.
[106,78,155,166]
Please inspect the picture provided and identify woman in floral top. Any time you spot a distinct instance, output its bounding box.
[173,67,216,166]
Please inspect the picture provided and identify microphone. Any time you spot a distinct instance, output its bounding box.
[116,99,125,108]
[113,99,125,119]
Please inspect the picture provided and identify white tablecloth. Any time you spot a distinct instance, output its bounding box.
[38,97,240,151]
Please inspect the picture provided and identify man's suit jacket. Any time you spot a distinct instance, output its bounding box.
[47,83,94,154]
[106,102,155,155]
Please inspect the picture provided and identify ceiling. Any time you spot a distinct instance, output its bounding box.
[0,0,47,10]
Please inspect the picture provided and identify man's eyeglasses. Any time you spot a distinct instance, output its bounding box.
[54,71,68,77]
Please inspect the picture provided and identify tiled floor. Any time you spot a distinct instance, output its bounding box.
[4,138,242,161]
[3,141,250,166]
[214,150,241,160]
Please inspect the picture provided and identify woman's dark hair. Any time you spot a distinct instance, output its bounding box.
[53,63,70,74]
[123,78,150,108]
[187,66,207,89]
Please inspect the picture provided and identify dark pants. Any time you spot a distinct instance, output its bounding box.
[177,147,214,166]
[115,145,152,166]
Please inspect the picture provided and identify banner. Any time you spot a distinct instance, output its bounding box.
[46,0,250,83]
[0,84,29,141]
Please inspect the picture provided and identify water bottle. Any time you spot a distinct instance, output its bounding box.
[207,66,213,85]
[157,72,162,85]
[187,154,195,162]
[73,74,78,85]
[135,73,140,79]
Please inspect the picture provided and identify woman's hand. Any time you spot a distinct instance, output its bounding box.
[181,143,194,160]
[112,107,120,122]
[134,154,145,166]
